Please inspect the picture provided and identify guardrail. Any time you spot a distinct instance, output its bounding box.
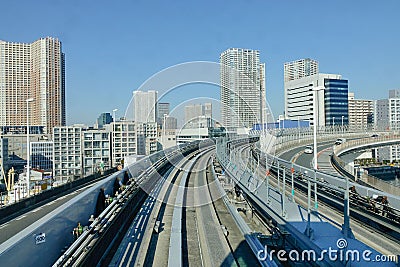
[272,128,392,155]
[216,137,399,266]
[331,133,400,196]
[211,155,277,267]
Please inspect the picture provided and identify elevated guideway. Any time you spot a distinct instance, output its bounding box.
[216,137,399,266]
[0,142,203,267]
[110,142,261,267]
[331,134,400,197]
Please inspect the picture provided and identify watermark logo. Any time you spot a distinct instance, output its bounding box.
[257,238,398,263]
[336,238,347,249]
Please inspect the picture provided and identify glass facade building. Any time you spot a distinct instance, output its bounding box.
[324,78,349,126]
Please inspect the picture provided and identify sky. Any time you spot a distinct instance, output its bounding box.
[1,0,400,125]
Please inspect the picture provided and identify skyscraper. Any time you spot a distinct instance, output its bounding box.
[157,103,170,118]
[133,90,158,123]
[184,104,205,123]
[184,103,213,128]
[157,102,170,126]
[220,48,266,128]
[284,58,319,82]
[0,37,66,134]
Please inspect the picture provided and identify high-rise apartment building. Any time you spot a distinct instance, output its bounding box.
[348,92,374,129]
[133,90,157,123]
[220,48,266,128]
[0,37,66,134]
[284,58,319,82]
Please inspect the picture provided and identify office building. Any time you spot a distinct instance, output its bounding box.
[324,78,349,126]
[97,113,113,128]
[220,48,266,128]
[284,71,348,127]
[0,138,9,176]
[162,115,177,130]
[0,37,66,134]
[185,104,204,123]
[31,141,53,170]
[184,103,212,123]
[157,103,170,120]
[157,102,170,126]
[133,90,157,123]
[348,92,374,130]
[4,134,51,167]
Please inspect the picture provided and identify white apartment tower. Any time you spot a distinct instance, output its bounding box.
[220,48,266,128]
[133,90,157,123]
[284,58,319,82]
[0,37,66,134]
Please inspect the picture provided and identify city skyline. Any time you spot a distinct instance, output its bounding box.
[1,1,400,125]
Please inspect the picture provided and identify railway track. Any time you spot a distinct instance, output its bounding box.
[110,143,261,266]
[53,141,208,267]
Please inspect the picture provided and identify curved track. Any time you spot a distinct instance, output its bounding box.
[246,145,400,256]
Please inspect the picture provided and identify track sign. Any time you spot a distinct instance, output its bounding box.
[35,233,46,245]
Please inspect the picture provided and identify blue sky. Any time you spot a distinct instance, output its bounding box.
[1,0,400,125]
